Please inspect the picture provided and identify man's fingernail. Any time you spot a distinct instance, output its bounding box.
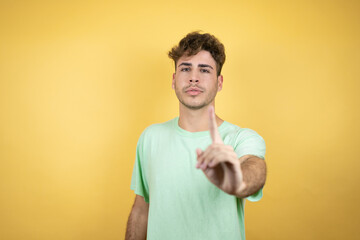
[201,163,207,169]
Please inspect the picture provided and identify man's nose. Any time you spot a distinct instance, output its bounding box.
[189,71,199,84]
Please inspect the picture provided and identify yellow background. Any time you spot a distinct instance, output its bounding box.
[1,0,359,239]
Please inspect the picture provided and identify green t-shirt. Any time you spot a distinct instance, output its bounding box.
[130,117,266,240]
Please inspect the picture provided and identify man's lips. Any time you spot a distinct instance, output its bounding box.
[185,87,203,96]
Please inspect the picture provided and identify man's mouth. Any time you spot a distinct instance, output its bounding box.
[185,87,203,96]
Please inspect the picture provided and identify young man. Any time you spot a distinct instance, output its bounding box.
[125,32,267,240]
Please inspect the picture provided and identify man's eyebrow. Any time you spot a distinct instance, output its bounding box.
[178,62,192,68]
[198,64,213,69]
[178,62,214,69]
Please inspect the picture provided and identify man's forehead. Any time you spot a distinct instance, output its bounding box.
[177,50,216,66]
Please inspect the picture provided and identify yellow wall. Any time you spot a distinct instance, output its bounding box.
[1,1,359,239]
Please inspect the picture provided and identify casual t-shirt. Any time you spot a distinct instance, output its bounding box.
[130,117,266,240]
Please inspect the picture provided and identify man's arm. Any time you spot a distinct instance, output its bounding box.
[235,154,267,198]
[125,195,149,240]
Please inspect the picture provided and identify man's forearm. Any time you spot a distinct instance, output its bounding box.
[235,156,267,198]
[125,207,148,240]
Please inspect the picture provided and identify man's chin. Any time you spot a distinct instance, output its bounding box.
[181,101,208,110]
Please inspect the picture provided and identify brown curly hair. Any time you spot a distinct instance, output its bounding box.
[168,31,226,76]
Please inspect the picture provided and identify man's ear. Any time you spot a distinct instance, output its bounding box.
[217,75,223,91]
[172,73,176,89]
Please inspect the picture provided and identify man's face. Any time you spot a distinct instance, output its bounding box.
[172,50,223,110]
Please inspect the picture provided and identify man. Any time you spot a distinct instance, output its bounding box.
[125,32,266,240]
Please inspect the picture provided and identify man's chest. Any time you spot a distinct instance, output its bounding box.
[143,135,233,199]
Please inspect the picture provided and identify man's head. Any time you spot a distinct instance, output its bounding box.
[169,32,226,110]
[168,31,226,76]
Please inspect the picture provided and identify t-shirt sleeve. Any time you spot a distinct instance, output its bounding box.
[130,131,150,203]
[233,128,266,202]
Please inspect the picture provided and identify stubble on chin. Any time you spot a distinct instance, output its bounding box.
[180,100,207,110]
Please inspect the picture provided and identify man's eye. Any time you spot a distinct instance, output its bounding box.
[181,68,190,72]
[200,69,210,73]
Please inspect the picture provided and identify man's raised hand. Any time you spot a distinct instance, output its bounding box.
[195,106,243,195]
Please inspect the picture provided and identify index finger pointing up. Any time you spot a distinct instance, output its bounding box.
[208,106,223,143]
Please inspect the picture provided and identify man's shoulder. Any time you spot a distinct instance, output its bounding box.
[139,117,177,138]
[223,120,266,158]
[222,120,264,142]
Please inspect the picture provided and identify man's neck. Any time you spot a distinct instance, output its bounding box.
[178,103,224,132]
